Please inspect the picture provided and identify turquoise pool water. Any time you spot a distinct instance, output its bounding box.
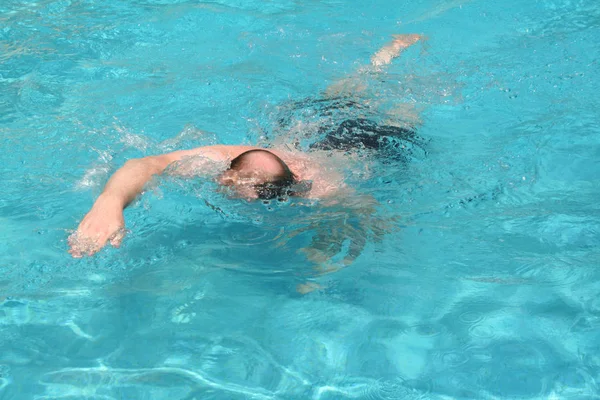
[2,0,600,398]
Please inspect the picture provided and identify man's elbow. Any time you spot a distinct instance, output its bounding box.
[124,156,170,174]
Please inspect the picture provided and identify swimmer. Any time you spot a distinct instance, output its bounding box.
[68,146,340,257]
[69,34,423,258]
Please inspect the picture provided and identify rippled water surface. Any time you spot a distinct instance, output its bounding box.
[1,0,600,398]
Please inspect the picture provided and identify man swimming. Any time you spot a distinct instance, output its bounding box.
[68,34,423,258]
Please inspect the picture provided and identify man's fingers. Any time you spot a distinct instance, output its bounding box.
[68,232,83,258]
[109,237,122,248]
[68,248,83,258]
[109,228,126,248]
[67,230,105,258]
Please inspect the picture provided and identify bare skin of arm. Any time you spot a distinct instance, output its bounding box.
[68,145,258,257]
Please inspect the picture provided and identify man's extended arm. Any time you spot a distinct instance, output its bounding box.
[68,145,257,257]
[68,154,174,257]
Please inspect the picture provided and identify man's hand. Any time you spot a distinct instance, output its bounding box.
[294,192,399,272]
[68,194,126,258]
[67,155,174,258]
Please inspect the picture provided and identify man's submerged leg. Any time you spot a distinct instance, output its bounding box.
[325,34,423,98]
[370,33,423,67]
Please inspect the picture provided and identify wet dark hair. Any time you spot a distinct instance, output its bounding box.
[228,149,305,200]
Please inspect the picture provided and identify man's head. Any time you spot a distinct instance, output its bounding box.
[218,149,297,200]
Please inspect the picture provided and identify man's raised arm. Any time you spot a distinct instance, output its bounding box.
[68,145,257,257]
[68,153,177,257]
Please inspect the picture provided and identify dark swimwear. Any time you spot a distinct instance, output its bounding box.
[309,118,426,164]
[310,118,416,151]
[274,97,427,162]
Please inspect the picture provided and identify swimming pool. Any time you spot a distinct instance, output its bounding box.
[2,0,600,398]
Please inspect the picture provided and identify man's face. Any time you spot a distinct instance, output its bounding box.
[217,169,265,200]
